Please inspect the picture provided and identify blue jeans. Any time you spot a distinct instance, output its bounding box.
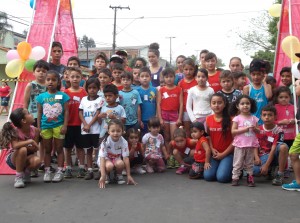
[204,154,233,183]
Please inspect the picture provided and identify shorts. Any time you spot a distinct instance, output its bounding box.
[183,112,190,122]
[125,122,140,131]
[6,152,16,170]
[289,133,300,154]
[1,97,9,106]
[189,161,204,179]
[81,134,100,149]
[97,156,122,167]
[64,126,83,148]
[161,110,178,124]
[40,125,65,140]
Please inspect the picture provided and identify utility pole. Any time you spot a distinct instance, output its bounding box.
[166,37,176,65]
[110,5,130,54]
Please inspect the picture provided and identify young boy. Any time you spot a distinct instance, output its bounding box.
[217,70,242,104]
[199,49,209,69]
[243,59,272,125]
[97,68,112,98]
[205,52,222,92]
[232,71,247,91]
[280,67,294,103]
[109,55,123,71]
[136,67,157,136]
[119,72,142,131]
[254,105,289,186]
[132,66,141,89]
[116,49,132,72]
[111,63,124,91]
[63,67,87,179]
[49,41,66,76]
[91,52,108,78]
[67,56,85,88]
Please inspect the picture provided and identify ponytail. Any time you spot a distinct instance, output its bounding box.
[0,122,18,149]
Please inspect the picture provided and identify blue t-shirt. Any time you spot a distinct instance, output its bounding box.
[36,91,70,129]
[249,84,268,125]
[119,89,142,126]
[137,86,157,121]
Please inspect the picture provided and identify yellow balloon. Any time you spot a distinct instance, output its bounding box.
[5,59,25,78]
[269,4,282,17]
[281,36,300,63]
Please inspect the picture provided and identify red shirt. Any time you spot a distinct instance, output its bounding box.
[128,142,143,160]
[194,136,208,163]
[178,79,197,112]
[65,88,87,126]
[206,114,233,153]
[0,86,10,97]
[170,138,196,154]
[275,104,296,140]
[159,86,181,111]
[208,70,222,92]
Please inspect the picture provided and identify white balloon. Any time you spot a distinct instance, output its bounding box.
[29,46,46,60]
[292,62,300,79]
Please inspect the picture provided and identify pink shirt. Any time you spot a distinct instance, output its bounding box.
[275,104,296,140]
[232,115,259,148]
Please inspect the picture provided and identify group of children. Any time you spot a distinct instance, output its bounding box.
[1,41,300,192]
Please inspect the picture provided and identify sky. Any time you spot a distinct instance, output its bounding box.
[2,0,276,67]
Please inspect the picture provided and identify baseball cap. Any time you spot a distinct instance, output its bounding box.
[249,59,266,73]
[109,55,123,64]
[191,122,208,137]
[116,49,128,57]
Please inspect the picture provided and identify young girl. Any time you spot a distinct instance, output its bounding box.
[142,117,169,173]
[204,93,234,183]
[169,128,196,174]
[0,108,41,188]
[36,70,69,183]
[79,78,105,180]
[174,55,186,85]
[230,95,259,187]
[229,57,244,73]
[188,122,211,179]
[148,43,163,87]
[157,68,183,165]
[274,86,296,148]
[126,128,146,174]
[186,68,214,126]
[98,119,136,188]
[178,58,197,137]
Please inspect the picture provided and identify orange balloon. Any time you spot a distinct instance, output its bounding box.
[17,41,32,60]
[281,36,300,63]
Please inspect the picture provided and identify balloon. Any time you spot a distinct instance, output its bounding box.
[30,0,36,9]
[269,4,282,17]
[5,59,25,78]
[17,41,32,60]
[25,59,36,72]
[6,50,20,61]
[292,62,300,79]
[30,46,46,60]
[281,36,300,63]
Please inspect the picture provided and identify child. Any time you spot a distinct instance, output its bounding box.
[254,105,289,186]
[134,57,147,68]
[91,52,108,78]
[23,60,49,172]
[116,49,132,72]
[265,76,277,98]
[148,43,163,87]
[61,67,71,91]
[217,70,242,104]
[205,52,222,92]
[79,78,105,180]
[126,128,146,174]
[67,56,85,88]
[157,68,183,162]
[188,122,211,179]
[36,70,70,183]
[0,108,41,188]
[178,58,197,137]
[142,117,169,173]
[97,68,112,98]
[229,57,244,73]
[199,49,209,69]
[132,66,141,89]
[204,93,234,183]
[232,71,247,91]
[63,67,87,178]
[243,59,272,125]
[280,67,294,103]
[169,128,196,174]
[136,67,157,136]
[174,55,186,85]
[111,63,124,90]
[119,72,142,130]
[273,87,296,149]
[98,119,137,188]
[186,68,214,125]
[109,55,124,71]
[49,41,66,76]
[230,95,259,187]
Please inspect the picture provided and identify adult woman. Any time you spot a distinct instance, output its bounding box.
[148,43,164,87]
[0,82,11,115]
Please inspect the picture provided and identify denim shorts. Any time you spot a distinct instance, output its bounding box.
[6,152,16,170]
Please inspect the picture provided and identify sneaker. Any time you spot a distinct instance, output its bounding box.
[134,166,146,174]
[93,162,99,171]
[23,172,31,183]
[43,172,52,183]
[105,175,110,184]
[176,166,188,175]
[146,163,154,173]
[247,175,255,187]
[50,166,56,173]
[272,174,283,186]
[52,171,64,182]
[77,168,86,178]
[84,171,94,180]
[174,160,180,168]
[122,169,127,176]
[284,169,290,178]
[94,172,100,180]
[282,180,300,191]
[38,164,45,172]
[167,156,175,169]
[14,176,25,188]
[116,175,126,185]
[30,170,39,178]
[64,168,73,178]
[232,179,239,186]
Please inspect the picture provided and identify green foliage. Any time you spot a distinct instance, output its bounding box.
[78,35,96,48]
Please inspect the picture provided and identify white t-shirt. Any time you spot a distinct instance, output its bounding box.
[98,136,129,160]
[79,96,104,135]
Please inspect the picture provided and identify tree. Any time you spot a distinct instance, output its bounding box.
[78,35,96,48]
[216,58,226,68]
[0,12,13,42]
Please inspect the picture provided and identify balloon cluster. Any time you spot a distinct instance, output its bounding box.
[5,41,46,78]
